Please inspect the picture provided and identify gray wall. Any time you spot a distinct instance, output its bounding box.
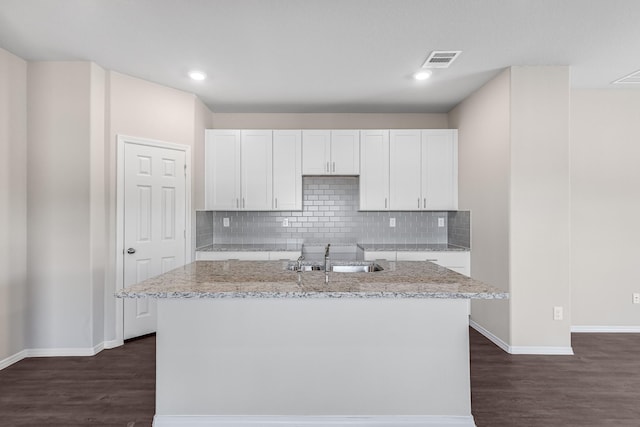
[0,48,28,364]
[198,177,469,248]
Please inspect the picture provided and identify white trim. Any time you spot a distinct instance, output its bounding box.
[115,134,192,344]
[153,415,476,427]
[509,346,574,355]
[470,319,574,355]
[0,349,28,370]
[104,339,124,349]
[469,319,510,353]
[0,340,127,371]
[571,325,640,333]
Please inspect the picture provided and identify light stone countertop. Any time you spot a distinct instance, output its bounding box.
[116,260,508,300]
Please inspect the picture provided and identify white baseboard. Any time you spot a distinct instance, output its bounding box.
[571,325,640,333]
[0,349,28,370]
[104,339,124,349]
[469,319,574,355]
[0,340,125,370]
[469,319,510,353]
[153,415,476,427]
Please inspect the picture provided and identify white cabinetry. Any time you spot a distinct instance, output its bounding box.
[205,129,273,211]
[389,130,423,210]
[396,251,470,277]
[422,130,458,210]
[302,130,359,175]
[360,130,390,210]
[241,130,273,210]
[389,129,458,211]
[273,130,302,210]
[205,130,241,210]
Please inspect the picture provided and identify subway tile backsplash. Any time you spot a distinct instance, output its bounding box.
[198,177,470,248]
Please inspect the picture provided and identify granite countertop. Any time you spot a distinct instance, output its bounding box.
[357,243,469,251]
[116,260,507,300]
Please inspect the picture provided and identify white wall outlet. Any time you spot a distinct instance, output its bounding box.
[553,306,563,321]
[438,218,445,227]
[633,293,640,304]
[389,218,396,227]
[223,218,230,227]
[282,218,289,227]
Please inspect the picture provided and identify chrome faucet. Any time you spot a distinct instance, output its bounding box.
[296,254,305,272]
[324,244,330,283]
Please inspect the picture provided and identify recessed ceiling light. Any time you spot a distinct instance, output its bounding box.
[188,70,207,81]
[413,69,433,81]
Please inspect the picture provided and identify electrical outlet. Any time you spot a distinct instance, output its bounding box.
[223,218,230,227]
[282,218,289,227]
[553,306,563,321]
[438,218,445,227]
[633,293,640,304]
[389,218,396,227]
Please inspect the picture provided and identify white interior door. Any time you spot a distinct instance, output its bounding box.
[123,142,186,339]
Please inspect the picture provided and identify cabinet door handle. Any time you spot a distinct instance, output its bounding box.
[326,162,330,173]
[236,198,239,208]
[332,162,336,172]
[275,198,278,209]
[385,198,387,209]
[423,198,426,209]
[242,198,245,209]
[418,198,421,209]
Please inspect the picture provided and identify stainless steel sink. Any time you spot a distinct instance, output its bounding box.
[285,263,324,272]
[285,261,383,273]
[331,263,384,273]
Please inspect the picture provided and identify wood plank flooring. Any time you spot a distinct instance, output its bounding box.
[0,336,155,426]
[0,329,639,426]
[470,328,640,426]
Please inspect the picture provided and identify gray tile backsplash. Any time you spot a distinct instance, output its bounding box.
[447,210,471,248]
[198,177,470,248]
[196,210,214,249]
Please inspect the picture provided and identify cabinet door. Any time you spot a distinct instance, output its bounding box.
[205,130,241,210]
[422,130,458,210]
[302,130,330,175]
[359,130,389,210]
[389,130,422,210]
[241,130,273,210]
[331,130,360,174]
[273,130,302,211]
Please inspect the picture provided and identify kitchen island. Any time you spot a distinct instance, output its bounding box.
[118,260,507,427]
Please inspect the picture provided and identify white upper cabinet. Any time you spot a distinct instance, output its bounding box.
[390,130,423,210]
[331,130,360,174]
[205,129,275,211]
[241,130,273,211]
[302,130,360,175]
[273,130,302,211]
[388,129,458,211]
[302,130,331,174]
[360,130,390,210]
[205,130,241,210]
[422,130,458,210]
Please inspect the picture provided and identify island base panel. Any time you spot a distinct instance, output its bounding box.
[156,298,472,418]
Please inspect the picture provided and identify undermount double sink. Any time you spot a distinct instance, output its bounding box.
[286,261,384,273]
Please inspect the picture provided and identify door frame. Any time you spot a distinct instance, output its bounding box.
[114,134,192,345]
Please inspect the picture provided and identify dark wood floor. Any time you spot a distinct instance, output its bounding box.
[0,336,155,426]
[1,329,639,426]
[470,329,640,426]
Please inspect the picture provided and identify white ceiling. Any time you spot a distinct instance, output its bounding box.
[1,0,639,113]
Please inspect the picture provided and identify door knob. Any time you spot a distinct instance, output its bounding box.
[127,248,136,254]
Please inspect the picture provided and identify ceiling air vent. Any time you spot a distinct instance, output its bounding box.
[422,51,462,69]
[613,69,640,84]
